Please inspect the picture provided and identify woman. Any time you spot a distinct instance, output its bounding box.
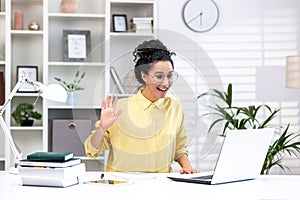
[84,39,198,174]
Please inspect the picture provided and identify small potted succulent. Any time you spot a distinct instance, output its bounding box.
[11,102,42,126]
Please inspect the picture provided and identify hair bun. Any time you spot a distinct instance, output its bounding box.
[133,48,175,63]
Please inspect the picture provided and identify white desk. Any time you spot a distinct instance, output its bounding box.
[1,171,300,200]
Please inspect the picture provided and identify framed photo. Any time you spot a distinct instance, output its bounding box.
[110,67,125,94]
[17,66,38,93]
[112,14,127,32]
[63,30,91,62]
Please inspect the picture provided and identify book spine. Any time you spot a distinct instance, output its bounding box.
[21,176,79,187]
[19,158,81,168]
[27,152,73,162]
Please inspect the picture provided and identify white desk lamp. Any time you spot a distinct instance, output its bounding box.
[0,75,67,173]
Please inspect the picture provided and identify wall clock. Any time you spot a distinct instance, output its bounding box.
[182,0,219,33]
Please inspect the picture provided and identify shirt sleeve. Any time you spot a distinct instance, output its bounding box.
[84,120,110,158]
[174,102,189,160]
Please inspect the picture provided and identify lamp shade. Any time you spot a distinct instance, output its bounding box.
[41,84,67,102]
[286,55,300,88]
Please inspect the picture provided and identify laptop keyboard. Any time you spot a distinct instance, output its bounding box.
[190,175,213,180]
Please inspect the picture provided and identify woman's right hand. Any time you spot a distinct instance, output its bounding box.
[99,94,122,131]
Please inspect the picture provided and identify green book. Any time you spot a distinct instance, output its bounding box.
[26,152,73,162]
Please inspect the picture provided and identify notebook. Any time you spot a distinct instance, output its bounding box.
[168,128,275,185]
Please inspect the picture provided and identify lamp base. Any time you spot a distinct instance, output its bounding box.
[8,164,19,175]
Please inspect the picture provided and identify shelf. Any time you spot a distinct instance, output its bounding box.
[48,61,106,67]
[111,0,154,4]
[48,105,101,109]
[48,13,105,19]
[14,93,39,97]
[11,0,43,4]
[110,32,154,37]
[10,126,43,131]
[11,30,44,35]
[0,61,5,65]
[0,12,5,17]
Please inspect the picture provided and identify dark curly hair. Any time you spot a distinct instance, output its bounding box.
[133,39,176,85]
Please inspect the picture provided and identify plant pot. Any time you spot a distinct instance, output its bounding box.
[20,119,34,127]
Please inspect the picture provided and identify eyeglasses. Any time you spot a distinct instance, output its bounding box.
[148,71,179,83]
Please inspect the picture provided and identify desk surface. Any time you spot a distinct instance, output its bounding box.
[1,171,300,200]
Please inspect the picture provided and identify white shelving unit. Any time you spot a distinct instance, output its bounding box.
[3,0,45,170]
[1,0,157,171]
[0,0,6,170]
[107,0,156,96]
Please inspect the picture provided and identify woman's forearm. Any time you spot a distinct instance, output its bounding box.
[90,125,105,149]
[176,153,199,174]
[176,153,192,168]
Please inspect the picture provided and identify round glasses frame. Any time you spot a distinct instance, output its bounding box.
[148,71,179,83]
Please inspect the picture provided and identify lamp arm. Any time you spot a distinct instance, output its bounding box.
[0,80,23,116]
[0,117,23,166]
[0,79,24,167]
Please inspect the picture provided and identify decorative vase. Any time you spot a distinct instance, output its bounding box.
[60,0,77,13]
[66,91,77,106]
[14,11,23,30]
[28,22,40,30]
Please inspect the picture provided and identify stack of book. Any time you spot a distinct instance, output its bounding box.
[131,17,153,34]
[19,152,86,187]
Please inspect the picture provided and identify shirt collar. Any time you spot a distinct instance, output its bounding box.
[135,89,164,110]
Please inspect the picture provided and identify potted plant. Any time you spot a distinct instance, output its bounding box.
[11,102,42,126]
[54,68,85,105]
[198,83,300,174]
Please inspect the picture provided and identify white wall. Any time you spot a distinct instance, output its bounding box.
[158,0,300,174]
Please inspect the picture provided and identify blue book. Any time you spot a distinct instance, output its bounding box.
[26,152,73,162]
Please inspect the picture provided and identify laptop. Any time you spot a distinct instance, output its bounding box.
[168,128,275,185]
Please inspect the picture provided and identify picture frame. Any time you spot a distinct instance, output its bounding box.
[112,14,127,32]
[63,30,91,62]
[110,66,125,94]
[17,66,38,93]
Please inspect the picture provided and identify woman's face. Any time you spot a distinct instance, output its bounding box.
[141,61,175,102]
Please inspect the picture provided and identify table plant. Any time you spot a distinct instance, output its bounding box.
[11,102,42,126]
[198,83,300,174]
[54,68,85,105]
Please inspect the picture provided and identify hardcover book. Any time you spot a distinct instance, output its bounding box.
[26,152,73,162]
[21,176,80,188]
[19,163,86,179]
[19,158,81,168]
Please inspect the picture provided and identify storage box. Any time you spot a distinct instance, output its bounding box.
[52,119,93,156]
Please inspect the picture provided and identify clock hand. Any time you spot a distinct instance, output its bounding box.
[187,12,202,24]
[200,12,203,26]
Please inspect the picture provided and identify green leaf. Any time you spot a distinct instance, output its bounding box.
[198,84,300,175]
[226,83,232,107]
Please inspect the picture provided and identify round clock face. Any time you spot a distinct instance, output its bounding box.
[182,0,219,33]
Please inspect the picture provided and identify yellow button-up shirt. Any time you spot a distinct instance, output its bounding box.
[84,90,188,172]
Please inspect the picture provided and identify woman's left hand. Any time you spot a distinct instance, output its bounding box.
[180,167,200,174]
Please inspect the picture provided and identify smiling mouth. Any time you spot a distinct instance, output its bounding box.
[157,86,168,93]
